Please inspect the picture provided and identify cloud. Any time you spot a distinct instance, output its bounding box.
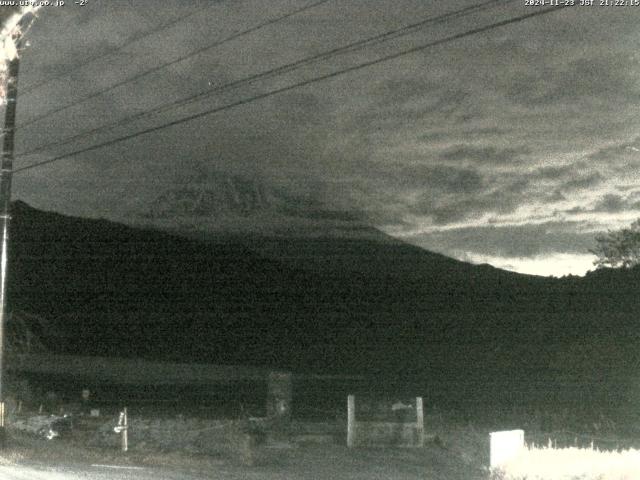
[372,78,442,108]
[10,1,640,276]
[504,53,640,107]
[560,172,605,192]
[401,164,484,194]
[419,127,505,143]
[408,186,523,225]
[460,252,596,277]
[566,193,640,216]
[439,145,528,165]
[403,221,597,258]
[593,194,626,213]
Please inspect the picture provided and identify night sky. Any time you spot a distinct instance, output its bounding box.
[5,0,640,277]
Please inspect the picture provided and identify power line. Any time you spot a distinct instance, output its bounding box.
[20,3,212,96]
[14,5,569,175]
[17,0,506,157]
[117,0,509,117]
[16,0,332,130]
[15,4,566,172]
[16,0,508,159]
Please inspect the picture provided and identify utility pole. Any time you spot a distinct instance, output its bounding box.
[0,11,34,447]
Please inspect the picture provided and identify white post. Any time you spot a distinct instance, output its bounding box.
[416,397,424,447]
[347,395,355,448]
[122,407,128,452]
[490,429,524,468]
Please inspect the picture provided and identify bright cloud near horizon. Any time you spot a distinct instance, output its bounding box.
[6,0,640,277]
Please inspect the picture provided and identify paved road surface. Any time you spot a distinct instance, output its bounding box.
[0,463,210,480]
[0,444,483,479]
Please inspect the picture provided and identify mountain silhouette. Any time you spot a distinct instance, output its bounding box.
[6,201,639,390]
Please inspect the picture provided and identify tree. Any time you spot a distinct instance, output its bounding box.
[591,219,640,269]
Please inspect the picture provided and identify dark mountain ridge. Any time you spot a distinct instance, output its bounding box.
[6,201,640,383]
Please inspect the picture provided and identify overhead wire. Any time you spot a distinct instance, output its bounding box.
[15,0,510,159]
[20,2,212,96]
[16,0,333,130]
[14,4,570,174]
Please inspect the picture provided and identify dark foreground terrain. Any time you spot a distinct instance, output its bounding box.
[7,201,640,409]
[4,403,640,480]
[1,412,492,480]
[8,200,640,378]
[0,444,485,480]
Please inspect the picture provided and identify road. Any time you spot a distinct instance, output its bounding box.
[0,463,212,480]
[0,442,486,479]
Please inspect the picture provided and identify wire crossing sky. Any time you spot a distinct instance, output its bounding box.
[15,3,565,174]
[11,0,640,277]
[18,2,212,96]
[15,0,511,160]
[16,0,332,129]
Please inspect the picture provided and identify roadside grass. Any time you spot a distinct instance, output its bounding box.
[3,415,281,471]
[4,428,233,473]
[0,447,24,466]
[492,444,640,480]
[2,407,639,479]
[0,413,490,478]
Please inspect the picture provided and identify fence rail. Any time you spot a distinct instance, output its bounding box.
[7,354,268,385]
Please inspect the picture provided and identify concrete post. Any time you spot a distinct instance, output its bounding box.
[267,371,292,435]
[490,429,524,468]
[347,395,355,447]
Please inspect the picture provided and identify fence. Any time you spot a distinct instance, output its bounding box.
[346,394,424,447]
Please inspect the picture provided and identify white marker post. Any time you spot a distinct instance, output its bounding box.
[347,395,355,447]
[416,397,424,447]
[122,407,128,452]
[490,429,524,469]
[114,408,129,452]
